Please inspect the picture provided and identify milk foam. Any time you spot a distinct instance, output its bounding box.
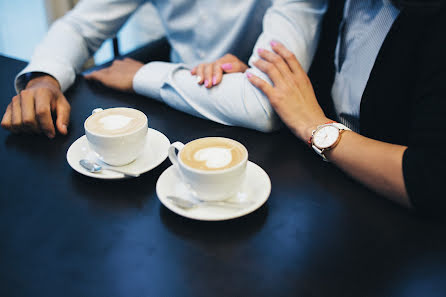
[193,147,232,169]
[99,115,133,130]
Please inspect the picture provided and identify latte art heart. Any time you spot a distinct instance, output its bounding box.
[193,147,233,169]
[99,115,133,130]
[85,108,147,136]
[179,137,247,171]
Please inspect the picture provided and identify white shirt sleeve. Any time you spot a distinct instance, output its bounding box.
[133,0,327,132]
[15,0,144,93]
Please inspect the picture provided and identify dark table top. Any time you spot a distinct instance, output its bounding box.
[1,55,446,297]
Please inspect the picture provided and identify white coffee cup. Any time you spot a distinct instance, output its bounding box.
[84,107,148,166]
[168,137,248,201]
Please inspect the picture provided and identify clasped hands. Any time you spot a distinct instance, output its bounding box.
[191,41,329,142]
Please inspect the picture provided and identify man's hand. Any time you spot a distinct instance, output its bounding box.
[1,75,71,139]
[191,54,248,88]
[84,58,144,92]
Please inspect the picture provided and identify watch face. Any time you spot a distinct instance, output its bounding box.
[313,125,340,149]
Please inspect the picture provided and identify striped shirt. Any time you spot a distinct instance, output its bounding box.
[331,0,400,132]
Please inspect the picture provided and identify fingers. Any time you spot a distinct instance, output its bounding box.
[246,72,274,97]
[55,95,71,135]
[190,67,197,75]
[257,48,290,78]
[195,64,205,85]
[35,94,55,138]
[20,90,40,133]
[211,63,223,86]
[270,41,303,75]
[84,69,107,84]
[220,54,248,73]
[11,95,23,129]
[1,103,13,131]
[203,63,213,88]
[252,58,283,87]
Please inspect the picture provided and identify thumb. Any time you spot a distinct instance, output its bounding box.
[55,95,71,135]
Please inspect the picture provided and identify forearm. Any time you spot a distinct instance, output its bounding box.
[133,62,280,132]
[325,131,411,208]
[16,0,142,93]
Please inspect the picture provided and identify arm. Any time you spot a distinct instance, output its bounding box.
[130,0,327,132]
[248,41,446,209]
[2,0,145,138]
[15,0,144,93]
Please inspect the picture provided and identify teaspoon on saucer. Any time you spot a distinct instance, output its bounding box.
[166,195,251,210]
[79,159,140,178]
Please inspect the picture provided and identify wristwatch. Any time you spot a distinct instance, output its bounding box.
[310,122,351,162]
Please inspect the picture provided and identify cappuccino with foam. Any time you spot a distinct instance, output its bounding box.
[84,107,148,166]
[179,137,247,171]
[85,107,146,136]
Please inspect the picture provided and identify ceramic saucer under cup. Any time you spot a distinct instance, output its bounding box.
[156,161,271,221]
[67,128,170,179]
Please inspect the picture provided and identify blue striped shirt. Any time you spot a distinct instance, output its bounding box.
[331,0,400,132]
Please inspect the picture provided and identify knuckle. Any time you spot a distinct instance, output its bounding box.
[272,55,281,63]
[20,89,31,97]
[22,117,35,127]
[284,52,295,60]
[36,106,49,118]
[35,87,50,98]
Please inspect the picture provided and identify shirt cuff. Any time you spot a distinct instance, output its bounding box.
[15,60,76,93]
[133,61,179,101]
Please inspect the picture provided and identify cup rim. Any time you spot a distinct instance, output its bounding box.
[177,137,248,175]
[84,107,148,138]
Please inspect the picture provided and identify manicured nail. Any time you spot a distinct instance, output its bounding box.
[221,63,232,71]
[246,72,253,79]
[196,76,202,83]
[270,41,278,47]
[204,79,209,87]
[212,76,217,85]
[257,48,264,54]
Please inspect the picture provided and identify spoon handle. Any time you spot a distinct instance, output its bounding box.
[102,167,140,177]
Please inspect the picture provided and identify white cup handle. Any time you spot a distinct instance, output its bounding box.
[92,108,103,114]
[168,142,185,168]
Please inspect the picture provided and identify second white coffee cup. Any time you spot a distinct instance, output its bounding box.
[84,107,148,166]
[168,137,248,201]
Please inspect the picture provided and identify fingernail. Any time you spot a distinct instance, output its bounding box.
[246,72,253,79]
[62,124,67,132]
[257,48,264,54]
[204,79,209,87]
[212,76,217,85]
[221,63,232,71]
[196,76,202,83]
[270,41,278,47]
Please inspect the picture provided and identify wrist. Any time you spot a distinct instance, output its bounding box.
[26,73,61,90]
[302,117,333,144]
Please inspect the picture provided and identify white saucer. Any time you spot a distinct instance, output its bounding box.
[66,128,170,179]
[156,161,271,221]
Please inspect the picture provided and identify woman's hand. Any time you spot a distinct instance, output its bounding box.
[191,54,248,88]
[247,41,330,142]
